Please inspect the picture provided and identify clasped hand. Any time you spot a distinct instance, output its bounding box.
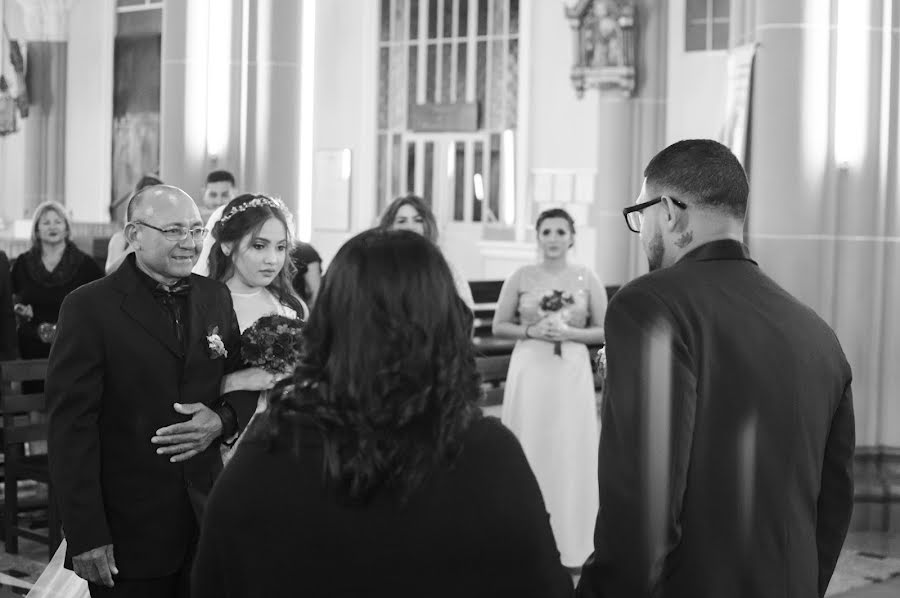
[528,317,570,342]
[151,403,223,463]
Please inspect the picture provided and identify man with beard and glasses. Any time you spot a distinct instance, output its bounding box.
[577,139,855,598]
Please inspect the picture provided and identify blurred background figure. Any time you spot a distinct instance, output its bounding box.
[290,240,322,307]
[192,229,573,598]
[193,170,239,277]
[199,170,236,222]
[492,207,607,569]
[105,174,163,274]
[12,202,103,368]
[0,250,17,360]
[378,194,474,310]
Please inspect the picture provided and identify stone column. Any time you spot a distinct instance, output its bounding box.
[160,0,306,209]
[16,0,76,216]
[747,0,900,463]
[592,0,668,285]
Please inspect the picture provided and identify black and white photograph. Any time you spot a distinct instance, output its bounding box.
[0,0,896,597]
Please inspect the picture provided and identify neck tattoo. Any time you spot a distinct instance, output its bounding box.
[674,231,694,249]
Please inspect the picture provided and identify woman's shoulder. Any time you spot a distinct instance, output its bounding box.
[460,416,525,461]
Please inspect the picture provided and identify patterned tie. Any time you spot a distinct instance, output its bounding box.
[153,278,191,346]
[152,278,192,299]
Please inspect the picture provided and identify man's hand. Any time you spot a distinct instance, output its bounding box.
[151,403,224,463]
[72,544,118,587]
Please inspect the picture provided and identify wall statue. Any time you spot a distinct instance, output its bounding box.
[565,0,637,98]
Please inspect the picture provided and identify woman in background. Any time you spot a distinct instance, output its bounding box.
[492,208,607,569]
[192,229,572,598]
[378,194,475,310]
[290,241,322,307]
[12,201,103,362]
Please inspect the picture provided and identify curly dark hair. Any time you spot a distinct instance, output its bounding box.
[207,193,306,317]
[264,229,482,504]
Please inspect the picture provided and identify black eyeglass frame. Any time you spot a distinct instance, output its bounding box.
[130,221,209,242]
[622,196,688,233]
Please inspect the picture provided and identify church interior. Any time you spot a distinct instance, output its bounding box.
[0,0,898,595]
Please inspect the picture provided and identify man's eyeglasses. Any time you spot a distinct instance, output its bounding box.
[622,196,688,233]
[130,221,209,242]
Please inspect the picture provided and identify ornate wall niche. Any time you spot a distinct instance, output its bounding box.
[564,0,637,98]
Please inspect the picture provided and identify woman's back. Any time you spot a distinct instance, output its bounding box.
[192,416,573,598]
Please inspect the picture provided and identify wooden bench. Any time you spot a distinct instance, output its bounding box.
[0,359,61,555]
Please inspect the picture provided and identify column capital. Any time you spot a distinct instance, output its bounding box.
[15,0,79,42]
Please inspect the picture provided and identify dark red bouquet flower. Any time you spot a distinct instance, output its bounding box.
[240,314,304,374]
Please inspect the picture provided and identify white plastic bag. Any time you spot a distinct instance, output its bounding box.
[25,539,89,598]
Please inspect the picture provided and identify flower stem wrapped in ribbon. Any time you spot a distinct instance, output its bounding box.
[240,314,304,374]
[537,289,575,357]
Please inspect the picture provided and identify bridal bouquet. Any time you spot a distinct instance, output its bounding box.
[538,289,575,356]
[241,314,304,374]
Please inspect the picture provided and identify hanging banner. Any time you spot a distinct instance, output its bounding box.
[721,43,758,170]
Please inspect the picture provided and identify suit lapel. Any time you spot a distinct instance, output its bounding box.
[185,282,212,368]
[113,256,184,358]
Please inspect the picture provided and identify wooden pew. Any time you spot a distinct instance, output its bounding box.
[0,359,61,555]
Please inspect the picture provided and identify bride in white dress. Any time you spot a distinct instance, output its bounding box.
[492,208,608,568]
[206,195,308,455]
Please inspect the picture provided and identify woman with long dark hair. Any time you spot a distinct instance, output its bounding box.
[206,194,308,458]
[192,229,572,598]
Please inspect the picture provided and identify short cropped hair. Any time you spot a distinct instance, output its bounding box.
[644,139,748,220]
[206,170,236,186]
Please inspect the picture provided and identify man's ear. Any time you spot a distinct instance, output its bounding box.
[124,223,140,248]
[661,196,682,232]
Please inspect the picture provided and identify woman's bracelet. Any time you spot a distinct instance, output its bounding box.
[524,325,532,339]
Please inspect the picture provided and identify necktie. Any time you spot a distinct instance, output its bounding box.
[153,279,191,345]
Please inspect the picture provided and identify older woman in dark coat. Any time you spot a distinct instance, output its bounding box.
[11,201,102,360]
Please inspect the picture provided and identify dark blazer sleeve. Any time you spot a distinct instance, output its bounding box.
[577,284,697,598]
[46,288,113,555]
[0,252,17,360]
[816,380,855,597]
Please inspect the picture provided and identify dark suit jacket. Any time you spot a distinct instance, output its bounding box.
[47,255,256,578]
[0,251,16,360]
[577,240,855,598]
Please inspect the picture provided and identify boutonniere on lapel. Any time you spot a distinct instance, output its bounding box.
[206,326,228,359]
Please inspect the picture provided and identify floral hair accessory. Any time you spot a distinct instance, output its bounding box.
[219,195,291,225]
